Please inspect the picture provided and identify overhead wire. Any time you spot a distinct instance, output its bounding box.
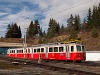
[32,0,98,28]
[65,0,97,17]
[46,0,94,17]
[94,0,97,5]
[32,0,62,20]
[43,0,99,22]
[42,0,98,26]
[41,0,62,13]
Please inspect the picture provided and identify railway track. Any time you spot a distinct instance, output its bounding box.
[0,55,100,75]
[36,64,99,75]
[51,60,100,67]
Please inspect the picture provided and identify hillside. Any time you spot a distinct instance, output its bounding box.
[0,32,100,51]
[44,32,100,51]
[78,32,100,51]
[29,32,100,51]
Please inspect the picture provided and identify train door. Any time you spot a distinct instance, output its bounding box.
[66,45,70,58]
[23,48,26,58]
[26,48,30,58]
[31,48,34,58]
[46,47,48,59]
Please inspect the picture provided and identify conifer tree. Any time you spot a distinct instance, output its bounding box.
[60,24,65,34]
[74,14,80,32]
[67,14,74,27]
[47,18,59,38]
[5,23,22,38]
[98,3,100,27]
[92,6,98,27]
[67,14,74,33]
[43,30,46,37]
[5,24,12,38]
[18,26,22,38]
[27,20,41,38]
[27,21,34,37]
[86,8,92,30]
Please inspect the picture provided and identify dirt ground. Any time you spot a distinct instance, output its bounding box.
[0,60,69,75]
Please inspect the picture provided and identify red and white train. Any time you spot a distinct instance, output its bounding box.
[7,42,86,62]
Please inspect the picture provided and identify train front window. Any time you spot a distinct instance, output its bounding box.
[76,45,81,51]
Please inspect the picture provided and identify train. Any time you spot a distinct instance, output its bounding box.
[7,41,86,62]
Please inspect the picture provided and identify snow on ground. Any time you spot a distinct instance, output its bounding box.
[86,51,100,61]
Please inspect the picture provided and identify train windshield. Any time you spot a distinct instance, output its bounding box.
[76,45,85,52]
[76,45,81,51]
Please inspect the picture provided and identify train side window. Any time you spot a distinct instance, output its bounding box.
[12,50,13,53]
[14,50,15,53]
[28,49,30,53]
[26,49,27,53]
[41,48,44,52]
[21,50,23,53]
[49,48,53,52]
[37,48,40,52]
[18,50,20,53]
[71,46,74,52]
[54,47,58,52]
[34,49,36,53]
[10,50,12,53]
[59,47,63,52]
[82,46,85,51]
[17,50,18,53]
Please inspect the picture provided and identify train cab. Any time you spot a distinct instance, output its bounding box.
[66,43,86,61]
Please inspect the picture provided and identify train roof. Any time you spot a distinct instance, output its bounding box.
[8,41,83,50]
[32,42,83,47]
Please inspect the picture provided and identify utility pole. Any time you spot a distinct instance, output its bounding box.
[24,28,27,58]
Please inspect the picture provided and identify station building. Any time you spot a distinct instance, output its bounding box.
[0,42,23,55]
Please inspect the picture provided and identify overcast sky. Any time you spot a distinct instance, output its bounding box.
[0,0,99,37]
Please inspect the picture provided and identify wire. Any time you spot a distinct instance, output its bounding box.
[46,0,93,17]
[41,0,62,13]
[93,0,97,6]
[33,0,62,20]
